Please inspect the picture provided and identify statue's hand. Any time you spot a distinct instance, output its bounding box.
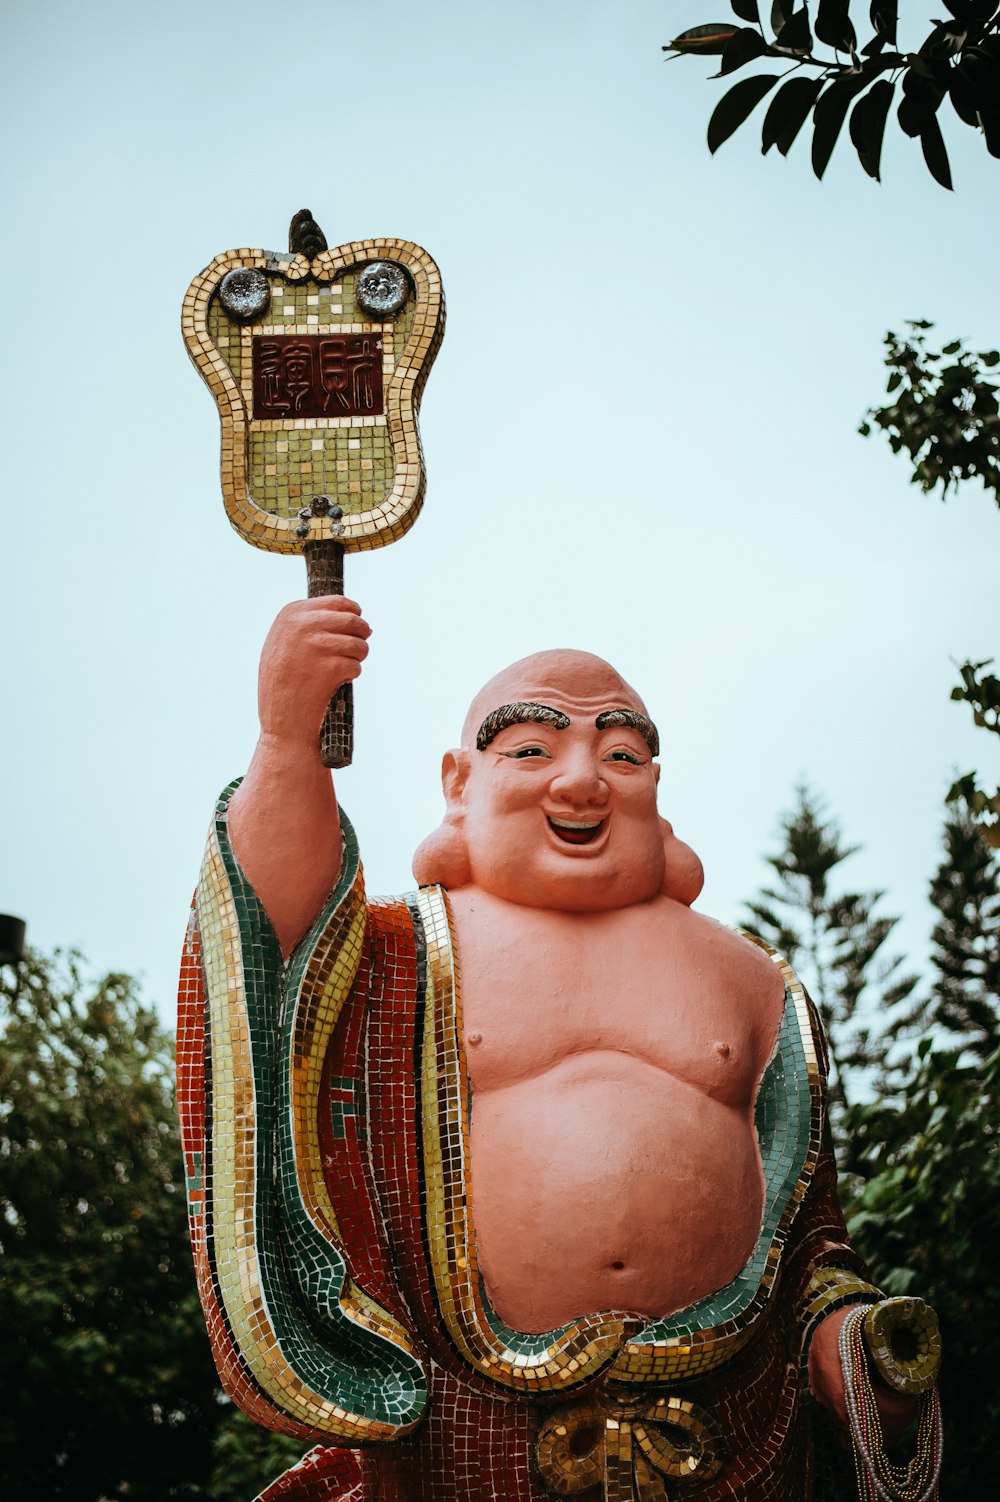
[230,599,370,955]
[808,1306,921,1444]
[257,597,371,750]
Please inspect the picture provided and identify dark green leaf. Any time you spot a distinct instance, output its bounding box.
[665,24,740,56]
[815,0,857,51]
[721,26,769,74]
[920,111,954,188]
[849,79,895,179]
[951,53,995,112]
[960,45,1000,103]
[731,0,761,22]
[918,23,949,58]
[771,0,793,33]
[909,61,948,102]
[812,76,867,177]
[761,75,824,154]
[898,95,927,138]
[775,7,813,51]
[707,73,783,151]
[869,1,898,45]
[949,82,982,127]
[907,53,936,81]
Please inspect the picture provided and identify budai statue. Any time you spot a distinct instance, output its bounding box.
[177,598,942,1502]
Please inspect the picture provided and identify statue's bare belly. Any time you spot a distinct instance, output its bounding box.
[448,887,785,1338]
[470,1050,764,1333]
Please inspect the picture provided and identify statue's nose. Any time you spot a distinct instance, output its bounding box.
[550,751,609,805]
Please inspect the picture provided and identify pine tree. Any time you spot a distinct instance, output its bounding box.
[929,813,1000,1055]
[743,786,921,1120]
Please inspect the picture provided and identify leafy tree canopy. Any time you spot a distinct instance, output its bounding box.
[844,1041,1000,1494]
[0,949,301,1500]
[860,321,1000,845]
[664,1,1000,186]
[860,322,1000,503]
[744,792,1000,1490]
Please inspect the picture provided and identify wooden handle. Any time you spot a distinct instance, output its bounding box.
[304,539,353,769]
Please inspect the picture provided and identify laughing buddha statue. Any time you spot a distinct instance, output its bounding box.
[177,597,941,1502]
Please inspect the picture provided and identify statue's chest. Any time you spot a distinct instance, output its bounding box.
[457,920,761,1109]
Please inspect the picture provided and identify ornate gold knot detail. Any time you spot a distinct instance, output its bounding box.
[536,1393,725,1500]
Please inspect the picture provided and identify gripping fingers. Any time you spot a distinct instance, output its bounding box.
[258,599,372,741]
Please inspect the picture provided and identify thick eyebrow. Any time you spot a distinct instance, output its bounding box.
[476,702,571,751]
[595,709,660,756]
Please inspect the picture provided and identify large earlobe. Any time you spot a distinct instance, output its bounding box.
[412,815,472,889]
[413,751,472,889]
[659,817,705,905]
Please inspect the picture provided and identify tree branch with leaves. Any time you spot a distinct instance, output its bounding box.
[861,321,1000,845]
[665,1,1000,186]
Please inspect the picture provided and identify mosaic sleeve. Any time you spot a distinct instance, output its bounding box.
[177,782,427,1444]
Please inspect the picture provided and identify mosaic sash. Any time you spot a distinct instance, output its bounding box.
[178,785,426,1443]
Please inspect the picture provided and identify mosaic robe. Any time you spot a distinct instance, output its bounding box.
[178,786,877,1501]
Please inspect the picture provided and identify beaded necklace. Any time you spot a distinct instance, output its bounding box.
[838,1305,942,1502]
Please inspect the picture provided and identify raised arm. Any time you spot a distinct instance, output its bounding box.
[228,597,370,956]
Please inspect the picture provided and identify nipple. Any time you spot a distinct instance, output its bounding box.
[714,1040,731,1060]
[467,1030,483,1048]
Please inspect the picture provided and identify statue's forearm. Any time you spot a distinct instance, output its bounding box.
[229,732,342,957]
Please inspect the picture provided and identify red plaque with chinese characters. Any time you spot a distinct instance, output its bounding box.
[252,333,384,420]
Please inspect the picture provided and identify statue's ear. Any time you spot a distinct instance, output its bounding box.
[442,749,470,809]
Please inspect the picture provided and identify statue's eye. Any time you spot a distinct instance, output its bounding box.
[604,749,643,765]
[500,745,551,760]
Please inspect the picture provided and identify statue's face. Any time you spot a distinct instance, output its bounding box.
[447,652,666,912]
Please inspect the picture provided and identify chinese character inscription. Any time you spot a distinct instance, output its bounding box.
[252,334,385,420]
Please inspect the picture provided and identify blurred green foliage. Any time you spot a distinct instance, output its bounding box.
[742,784,921,1118]
[0,950,301,1500]
[843,1039,1000,1497]
[745,798,1000,1496]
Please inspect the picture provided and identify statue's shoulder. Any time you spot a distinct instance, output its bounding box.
[654,899,786,1010]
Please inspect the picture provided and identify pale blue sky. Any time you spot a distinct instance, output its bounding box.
[2,0,997,1024]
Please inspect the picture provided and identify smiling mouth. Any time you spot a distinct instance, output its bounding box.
[548,816,606,846]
